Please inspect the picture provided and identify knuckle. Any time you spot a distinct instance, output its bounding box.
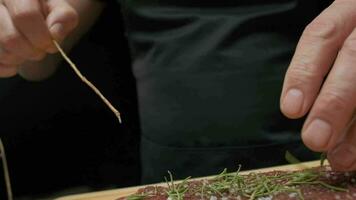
[334,0,354,6]
[287,60,322,86]
[12,8,38,22]
[342,35,356,56]
[0,33,21,50]
[317,91,350,114]
[303,18,338,41]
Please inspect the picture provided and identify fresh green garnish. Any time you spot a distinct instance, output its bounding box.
[126,194,147,200]
[130,155,348,200]
[285,151,301,164]
[164,171,190,200]
[320,152,327,167]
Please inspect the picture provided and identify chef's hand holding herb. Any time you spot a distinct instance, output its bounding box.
[0,0,78,78]
[281,0,356,171]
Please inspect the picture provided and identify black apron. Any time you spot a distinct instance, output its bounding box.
[119,0,326,183]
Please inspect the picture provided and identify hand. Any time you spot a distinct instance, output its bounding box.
[0,0,78,78]
[281,0,356,171]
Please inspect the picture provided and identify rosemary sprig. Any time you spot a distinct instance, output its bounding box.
[126,194,147,200]
[320,152,327,167]
[164,171,190,200]
[0,138,12,200]
[285,150,301,164]
[129,160,349,200]
[54,41,122,123]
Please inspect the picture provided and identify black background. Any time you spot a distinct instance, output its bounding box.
[0,1,141,199]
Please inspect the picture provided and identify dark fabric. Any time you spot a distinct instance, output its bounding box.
[0,2,140,198]
[141,136,317,183]
[118,0,328,182]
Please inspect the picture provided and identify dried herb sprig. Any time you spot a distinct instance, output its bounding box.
[54,41,122,123]
[0,138,12,200]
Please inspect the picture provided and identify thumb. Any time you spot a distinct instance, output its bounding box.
[46,0,78,44]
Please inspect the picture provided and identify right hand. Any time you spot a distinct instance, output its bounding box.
[280,0,356,171]
[0,0,78,78]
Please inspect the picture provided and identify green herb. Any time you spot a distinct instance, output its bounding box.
[126,194,147,200]
[320,152,327,167]
[285,150,301,164]
[164,171,190,200]
[130,162,349,200]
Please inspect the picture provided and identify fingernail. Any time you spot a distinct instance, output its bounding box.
[282,88,304,116]
[330,144,356,169]
[303,119,332,150]
[50,23,65,40]
[48,23,64,53]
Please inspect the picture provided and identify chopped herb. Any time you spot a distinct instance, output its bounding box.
[285,151,301,164]
[165,171,190,200]
[129,162,349,200]
[126,194,147,200]
[320,152,327,167]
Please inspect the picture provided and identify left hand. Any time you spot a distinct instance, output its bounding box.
[280,0,356,171]
[0,0,78,78]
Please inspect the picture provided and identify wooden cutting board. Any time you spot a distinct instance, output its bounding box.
[55,160,322,200]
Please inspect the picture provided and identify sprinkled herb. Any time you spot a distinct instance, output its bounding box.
[126,194,147,200]
[320,152,327,167]
[285,151,301,164]
[164,171,190,200]
[126,155,350,200]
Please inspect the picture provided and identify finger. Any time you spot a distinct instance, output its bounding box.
[39,0,49,16]
[0,46,25,65]
[4,0,54,52]
[280,0,356,119]
[0,4,45,61]
[328,114,356,171]
[46,0,78,51]
[0,63,17,78]
[302,28,356,152]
